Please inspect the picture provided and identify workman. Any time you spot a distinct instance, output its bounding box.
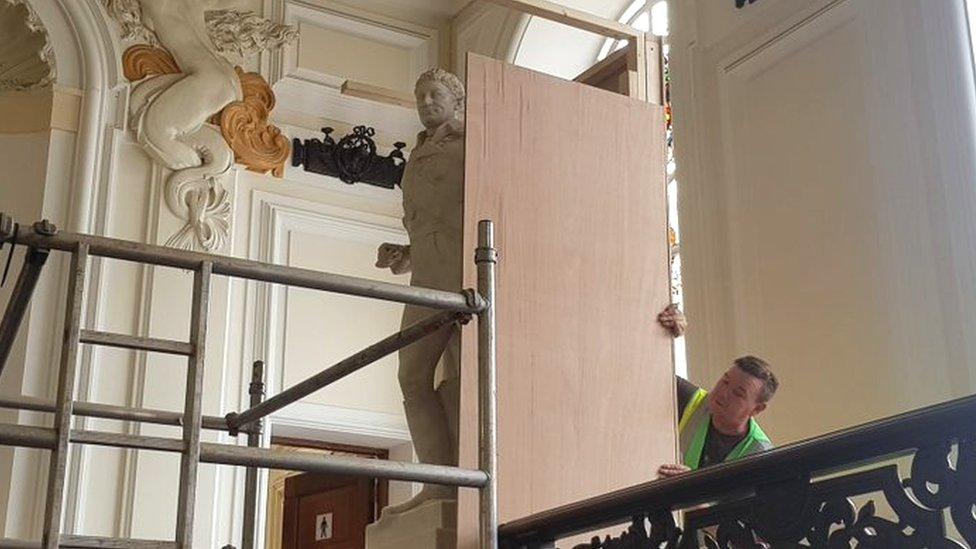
[657,305,778,476]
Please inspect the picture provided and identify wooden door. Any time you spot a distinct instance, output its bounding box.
[458,54,676,546]
[281,474,375,549]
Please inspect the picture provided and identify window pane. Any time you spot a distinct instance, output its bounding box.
[651,1,669,36]
[633,11,651,32]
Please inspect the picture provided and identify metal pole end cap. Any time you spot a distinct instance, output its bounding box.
[224,412,241,436]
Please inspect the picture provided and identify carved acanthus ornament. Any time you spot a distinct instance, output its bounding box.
[121,45,179,82]
[0,0,56,91]
[214,68,290,178]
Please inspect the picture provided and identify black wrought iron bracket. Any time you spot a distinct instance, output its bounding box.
[291,126,406,189]
[735,0,759,8]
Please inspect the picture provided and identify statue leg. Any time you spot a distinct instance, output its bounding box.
[437,328,461,464]
[382,304,456,516]
[139,72,233,170]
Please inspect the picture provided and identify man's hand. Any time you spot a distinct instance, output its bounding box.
[657,463,691,478]
[657,304,687,338]
[376,243,411,275]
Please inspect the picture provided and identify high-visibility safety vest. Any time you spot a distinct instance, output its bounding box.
[678,389,772,470]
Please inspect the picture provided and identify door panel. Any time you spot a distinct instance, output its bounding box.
[458,53,675,546]
[282,474,372,549]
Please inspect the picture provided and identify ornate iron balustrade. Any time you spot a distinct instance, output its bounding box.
[498,394,976,548]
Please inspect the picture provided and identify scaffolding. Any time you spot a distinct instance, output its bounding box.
[0,213,499,549]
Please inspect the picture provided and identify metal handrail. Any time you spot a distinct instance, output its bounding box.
[498,393,976,546]
[0,217,485,314]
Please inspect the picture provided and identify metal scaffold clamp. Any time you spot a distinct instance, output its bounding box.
[0,213,12,241]
[33,219,59,236]
[461,290,480,321]
[224,411,242,437]
[475,247,498,265]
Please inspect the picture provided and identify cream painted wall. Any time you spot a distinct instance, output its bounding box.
[284,231,407,415]
[671,0,976,445]
[297,24,414,92]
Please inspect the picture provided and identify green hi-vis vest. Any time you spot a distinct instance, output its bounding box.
[678,389,772,470]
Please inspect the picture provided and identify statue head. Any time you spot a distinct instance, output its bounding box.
[414,68,464,131]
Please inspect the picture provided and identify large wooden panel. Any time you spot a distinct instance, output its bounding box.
[458,54,675,546]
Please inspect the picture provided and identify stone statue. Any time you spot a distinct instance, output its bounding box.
[103,0,295,251]
[376,68,465,517]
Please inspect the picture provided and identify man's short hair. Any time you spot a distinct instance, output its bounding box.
[734,356,778,403]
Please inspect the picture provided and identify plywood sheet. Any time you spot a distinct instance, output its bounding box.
[458,54,676,546]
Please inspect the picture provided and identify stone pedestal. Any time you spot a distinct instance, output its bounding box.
[366,499,456,549]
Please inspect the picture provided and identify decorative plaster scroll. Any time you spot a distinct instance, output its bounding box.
[0,0,56,91]
[105,0,296,252]
[215,68,290,177]
[205,10,297,63]
[121,45,178,81]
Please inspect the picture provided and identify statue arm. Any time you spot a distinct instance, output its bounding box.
[376,243,412,275]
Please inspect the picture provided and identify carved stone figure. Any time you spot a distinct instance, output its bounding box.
[103,0,295,251]
[376,68,465,516]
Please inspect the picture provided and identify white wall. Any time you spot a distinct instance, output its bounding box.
[671,0,976,444]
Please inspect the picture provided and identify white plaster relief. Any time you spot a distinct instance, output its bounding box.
[206,9,298,65]
[102,0,296,251]
[0,0,56,91]
[100,0,158,46]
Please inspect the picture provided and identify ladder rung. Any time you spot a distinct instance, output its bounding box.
[79,330,193,356]
[0,536,176,548]
[0,395,250,434]
[0,537,39,548]
[71,430,183,453]
[61,535,176,548]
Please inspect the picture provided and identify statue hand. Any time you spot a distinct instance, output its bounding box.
[376,243,411,274]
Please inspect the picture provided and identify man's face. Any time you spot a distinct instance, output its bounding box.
[416,80,459,130]
[707,366,767,428]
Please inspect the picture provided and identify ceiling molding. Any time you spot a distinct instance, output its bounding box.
[451,1,529,77]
